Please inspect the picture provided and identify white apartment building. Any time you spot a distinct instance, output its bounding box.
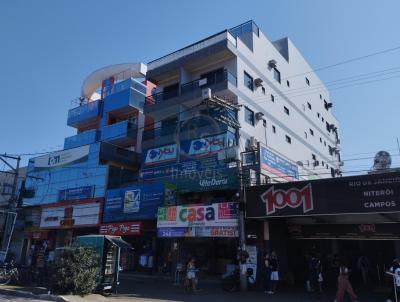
[144,20,341,183]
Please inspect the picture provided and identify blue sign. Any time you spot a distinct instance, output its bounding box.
[142,144,177,166]
[103,183,165,223]
[260,146,299,180]
[58,186,94,201]
[157,227,188,238]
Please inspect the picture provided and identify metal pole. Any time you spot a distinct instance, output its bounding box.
[237,157,247,291]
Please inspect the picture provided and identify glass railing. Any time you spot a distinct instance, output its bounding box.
[64,129,99,149]
[101,120,138,141]
[103,78,146,98]
[67,99,101,125]
[146,69,237,105]
[229,20,260,38]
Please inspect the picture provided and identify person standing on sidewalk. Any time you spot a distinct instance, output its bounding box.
[268,251,279,295]
[386,258,400,302]
[264,253,271,294]
[335,262,359,302]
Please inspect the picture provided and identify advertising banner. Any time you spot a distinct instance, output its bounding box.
[99,222,142,236]
[103,183,164,223]
[33,145,90,170]
[58,186,94,201]
[157,202,238,228]
[40,199,101,228]
[142,144,177,166]
[259,146,298,180]
[180,133,226,158]
[246,171,400,218]
[157,226,238,238]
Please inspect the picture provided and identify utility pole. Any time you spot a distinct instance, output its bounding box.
[0,154,21,210]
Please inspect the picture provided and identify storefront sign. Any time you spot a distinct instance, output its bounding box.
[157,202,238,228]
[288,223,400,239]
[157,226,238,238]
[58,186,94,201]
[246,171,400,218]
[33,145,90,170]
[176,168,238,193]
[99,222,141,236]
[259,146,298,180]
[103,183,164,223]
[180,133,226,157]
[142,144,177,166]
[40,199,101,228]
[245,246,257,283]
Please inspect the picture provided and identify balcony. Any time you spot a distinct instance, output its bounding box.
[144,70,237,119]
[99,142,140,168]
[64,129,99,149]
[103,78,146,115]
[100,120,138,147]
[67,99,101,129]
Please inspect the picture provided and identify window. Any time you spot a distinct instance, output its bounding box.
[262,87,265,94]
[309,128,314,136]
[322,161,325,166]
[244,71,254,91]
[286,80,290,87]
[322,117,324,122]
[273,68,281,83]
[320,137,322,143]
[271,94,275,102]
[324,141,326,146]
[312,154,316,160]
[284,106,290,115]
[324,100,329,110]
[326,164,329,169]
[304,132,308,139]
[307,102,312,110]
[263,120,266,127]
[244,107,255,126]
[326,122,330,132]
[305,77,310,86]
[320,94,322,100]
[317,112,320,118]
[272,125,276,133]
[285,135,291,144]
[331,168,335,177]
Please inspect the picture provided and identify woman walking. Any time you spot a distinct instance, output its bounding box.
[335,262,359,302]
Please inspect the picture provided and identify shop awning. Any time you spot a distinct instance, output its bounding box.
[105,236,133,250]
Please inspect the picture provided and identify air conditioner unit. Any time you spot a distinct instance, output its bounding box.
[268,59,277,68]
[255,112,264,120]
[327,102,333,108]
[202,88,212,100]
[254,78,263,87]
[249,136,258,150]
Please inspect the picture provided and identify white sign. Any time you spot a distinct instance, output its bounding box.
[34,145,90,169]
[124,189,141,213]
[188,134,225,156]
[246,245,257,283]
[144,144,177,165]
[157,202,238,228]
[40,201,100,228]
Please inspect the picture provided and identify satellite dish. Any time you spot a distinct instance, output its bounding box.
[373,151,392,170]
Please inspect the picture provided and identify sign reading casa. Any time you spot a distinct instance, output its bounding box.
[157,202,238,228]
[246,172,400,218]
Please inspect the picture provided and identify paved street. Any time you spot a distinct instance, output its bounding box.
[0,294,48,301]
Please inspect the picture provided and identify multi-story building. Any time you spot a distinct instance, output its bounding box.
[21,63,164,269]
[143,20,341,275]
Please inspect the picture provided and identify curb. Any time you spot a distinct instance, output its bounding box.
[0,288,69,302]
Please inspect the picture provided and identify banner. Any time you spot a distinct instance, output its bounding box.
[259,146,298,180]
[157,202,238,228]
[99,222,142,236]
[40,199,101,228]
[103,183,164,223]
[142,144,177,166]
[180,133,226,158]
[34,145,90,170]
[58,186,94,201]
[246,171,400,218]
[157,226,238,238]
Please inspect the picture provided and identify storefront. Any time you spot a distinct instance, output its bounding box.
[156,202,239,275]
[246,171,400,287]
[102,183,165,272]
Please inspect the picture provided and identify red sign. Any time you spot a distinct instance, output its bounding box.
[99,222,142,236]
[261,184,313,215]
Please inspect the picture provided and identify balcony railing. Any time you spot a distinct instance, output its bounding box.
[64,129,99,149]
[146,69,237,105]
[101,120,138,144]
[67,99,101,127]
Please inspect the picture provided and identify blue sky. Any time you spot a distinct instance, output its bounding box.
[1,0,399,173]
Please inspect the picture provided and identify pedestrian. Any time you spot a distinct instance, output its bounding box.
[268,251,279,294]
[357,255,370,286]
[386,258,400,302]
[335,262,359,302]
[308,253,323,295]
[185,257,198,292]
[264,253,271,294]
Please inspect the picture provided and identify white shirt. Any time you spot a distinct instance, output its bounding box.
[389,266,400,287]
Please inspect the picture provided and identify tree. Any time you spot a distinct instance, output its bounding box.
[52,245,99,295]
